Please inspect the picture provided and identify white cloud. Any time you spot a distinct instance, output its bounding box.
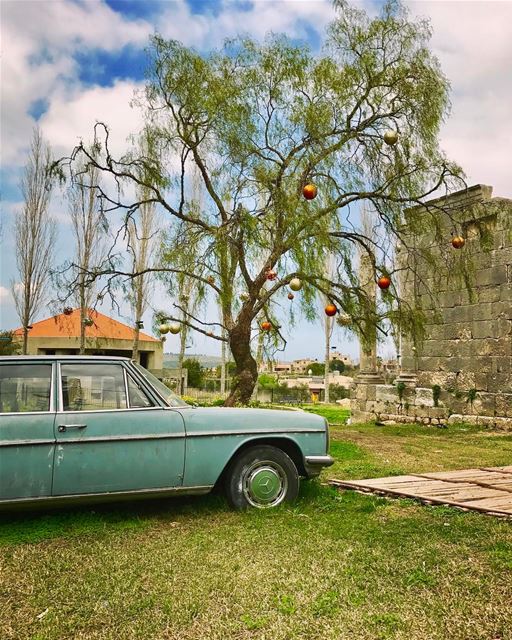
[40,81,146,160]
[407,1,512,198]
[157,0,337,48]
[0,0,152,165]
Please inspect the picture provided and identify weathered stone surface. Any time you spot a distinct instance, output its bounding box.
[352,184,512,428]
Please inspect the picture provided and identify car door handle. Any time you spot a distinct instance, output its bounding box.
[58,424,87,433]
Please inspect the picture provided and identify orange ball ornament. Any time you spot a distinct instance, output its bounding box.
[377,275,391,290]
[324,303,337,317]
[261,321,272,331]
[302,183,318,200]
[451,235,465,249]
[288,293,294,300]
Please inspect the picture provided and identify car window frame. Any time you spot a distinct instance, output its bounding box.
[123,369,157,410]
[123,362,173,409]
[55,360,167,413]
[58,361,132,413]
[0,361,55,415]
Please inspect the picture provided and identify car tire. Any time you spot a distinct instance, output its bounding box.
[225,445,300,510]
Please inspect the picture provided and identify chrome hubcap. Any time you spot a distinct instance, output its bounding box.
[243,460,288,508]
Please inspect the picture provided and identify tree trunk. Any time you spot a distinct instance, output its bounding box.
[225,319,258,406]
[22,326,28,355]
[79,280,86,355]
[79,305,86,354]
[132,327,140,362]
[178,327,187,395]
[324,312,331,404]
[220,331,226,395]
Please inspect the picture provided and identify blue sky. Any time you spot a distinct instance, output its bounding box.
[1,0,512,362]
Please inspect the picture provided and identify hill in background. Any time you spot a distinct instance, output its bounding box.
[164,353,223,369]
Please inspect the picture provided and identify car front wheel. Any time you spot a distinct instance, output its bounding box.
[225,445,300,510]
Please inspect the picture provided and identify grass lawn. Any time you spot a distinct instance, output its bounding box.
[1,418,511,640]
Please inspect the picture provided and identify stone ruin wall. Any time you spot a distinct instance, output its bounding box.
[352,184,512,429]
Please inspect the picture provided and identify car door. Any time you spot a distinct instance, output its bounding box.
[52,361,185,496]
[0,361,56,501]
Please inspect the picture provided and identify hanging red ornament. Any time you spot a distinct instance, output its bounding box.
[266,269,277,281]
[261,321,272,331]
[302,183,318,200]
[63,307,73,316]
[451,235,465,249]
[324,303,337,317]
[288,293,294,300]
[377,275,391,290]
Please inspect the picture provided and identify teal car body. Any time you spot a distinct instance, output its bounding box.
[0,356,333,509]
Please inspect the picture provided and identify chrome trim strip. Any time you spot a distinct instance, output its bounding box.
[57,362,63,412]
[0,439,55,448]
[0,411,53,417]
[57,433,185,444]
[123,368,130,408]
[304,455,335,467]
[186,428,323,437]
[0,485,214,507]
[56,407,166,415]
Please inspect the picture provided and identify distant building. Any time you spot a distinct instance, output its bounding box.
[330,351,355,368]
[291,358,319,373]
[273,361,293,374]
[13,308,163,369]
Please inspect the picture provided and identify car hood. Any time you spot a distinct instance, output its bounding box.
[175,406,326,435]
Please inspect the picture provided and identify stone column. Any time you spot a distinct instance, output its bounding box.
[351,252,384,422]
[393,242,418,387]
[356,252,384,384]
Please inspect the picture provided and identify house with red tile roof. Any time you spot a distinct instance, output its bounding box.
[13,308,163,369]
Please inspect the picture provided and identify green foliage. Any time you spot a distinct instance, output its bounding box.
[0,331,21,356]
[432,384,441,407]
[257,373,279,389]
[466,388,478,405]
[329,359,345,373]
[308,362,326,376]
[328,384,351,401]
[182,358,204,388]
[396,381,406,401]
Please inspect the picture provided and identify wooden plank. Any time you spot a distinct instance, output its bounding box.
[328,466,512,517]
[481,466,512,474]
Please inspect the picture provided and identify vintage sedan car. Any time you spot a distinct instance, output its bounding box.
[0,356,333,510]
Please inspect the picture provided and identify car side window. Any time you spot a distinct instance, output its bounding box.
[126,373,154,408]
[61,364,127,411]
[0,364,52,413]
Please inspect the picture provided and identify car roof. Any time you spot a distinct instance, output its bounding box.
[0,355,132,362]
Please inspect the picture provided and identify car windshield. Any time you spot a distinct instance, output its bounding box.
[133,362,189,408]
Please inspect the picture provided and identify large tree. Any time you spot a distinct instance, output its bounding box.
[12,128,57,354]
[59,1,464,404]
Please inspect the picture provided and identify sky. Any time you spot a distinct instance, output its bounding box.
[1,0,512,362]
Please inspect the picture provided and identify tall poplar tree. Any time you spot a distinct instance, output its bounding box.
[12,128,56,353]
